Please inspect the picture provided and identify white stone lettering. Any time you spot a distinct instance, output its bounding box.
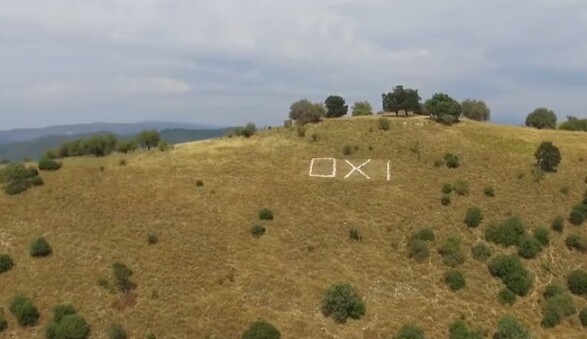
[344,159,371,179]
[309,158,337,178]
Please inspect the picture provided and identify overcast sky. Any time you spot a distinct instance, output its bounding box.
[1,0,587,129]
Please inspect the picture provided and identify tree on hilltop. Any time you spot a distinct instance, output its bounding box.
[525,108,557,129]
[461,99,491,121]
[425,93,462,124]
[351,101,373,116]
[136,129,161,150]
[289,99,325,125]
[381,85,423,115]
[324,95,348,118]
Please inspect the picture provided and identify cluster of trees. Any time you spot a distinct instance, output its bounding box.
[45,129,166,160]
[287,86,491,126]
[525,109,587,131]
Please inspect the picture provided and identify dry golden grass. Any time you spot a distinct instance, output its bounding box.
[1,116,587,338]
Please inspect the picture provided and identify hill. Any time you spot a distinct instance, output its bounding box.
[1,116,587,338]
[0,121,224,145]
[0,128,233,161]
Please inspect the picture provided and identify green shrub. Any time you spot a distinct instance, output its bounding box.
[46,313,91,339]
[488,255,533,296]
[377,117,391,131]
[241,320,281,339]
[38,159,62,171]
[448,319,483,339]
[565,234,587,252]
[569,208,586,225]
[112,262,133,292]
[342,145,354,156]
[485,217,526,247]
[535,141,561,172]
[0,313,6,332]
[51,304,77,323]
[258,208,274,221]
[483,186,495,197]
[29,176,44,186]
[349,228,362,241]
[464,207,483,228]
[157,140,172,151]
[453,180,469,196]
[116,140,137,154]
[541,293,576,328]
[232,123,257,138]
[147,233,158,245]
[0,254,14,273]
[444,153,460,169]
[321,283,365,323]
[3,180,29,195]
[408,240,430,263]
[517,235,543,259]
[108,323,127,339]
[29,236,52,257]
[393,324,425,339]
[411,228,435,242]
[438,236,465,267]
[567,269,587,296]
[551,216,564,233]
[441,194,451,206]
[471,242,491,262]
[441,183,453,194]
[0,162,37,183]
[444,270,466,291]
[196,180,204,187]
[543,283,565,300]
[498,288,517,305]
[296,125,306,137]
[9,295,40,327]
[494,315,530,339]
[579,308,587,327]
[250,225,266,238]
[533,227,550,247]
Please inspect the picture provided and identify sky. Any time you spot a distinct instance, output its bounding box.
[1,0,587,129]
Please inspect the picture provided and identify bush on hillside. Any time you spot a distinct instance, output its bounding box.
[112,262,134,292]
[453,180,469,196]
[541,293,576,328]
[342,145,354,156]
[321,283,365,323]
[258,208,274,221]
[377,116,391,131]
[29,236,52,257]
[147,233,158,245]
[565,234,587,252]
[488,255,533,296]
[38,159,62,171]
[157,140,172,151]
[393,324,425,339]
[471,242,491,262]
[484,186,495,197]
[444,270,466,291]
[551,216,564,233]
[464,207,483,228]
[494,315,530,339]
[116,140,137,154]
[543,283,565,300]
[438,236,465,267]
[136,129,161,150]
[534,141,561,172]
[0,254,14,274]
[29,176,44,186]
[351,101,373,116]
[108,322,127,339]
[411,228,435,242]
[196,179,204,187]
[250,225,266,238]
[232,123,257,138]
[559,116,587,131]
[567,269,587,296]
[441,194,451,206]
[349,228,362,241]
[425,93,462,124]
[408,240,429,263]
[3,180,30,195]
[46,314,91,339]
[517,235,543,259]
[485,217,526,247]
[580,308,587,327]
[533,227,550,247]
[525,108,557,129]
[9,295,40,327]
[289,99,325,125]
[441,183,453,194]
[0,162,37,183]
[444,153,460,168]
[498,288,517,305]
[448,319,484,339]
[241,320,281,339]
[0,313,6,332]
[569,207,586,225]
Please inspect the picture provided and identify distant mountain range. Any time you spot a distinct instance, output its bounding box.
[0,121,234,161]
[0,121,224,145]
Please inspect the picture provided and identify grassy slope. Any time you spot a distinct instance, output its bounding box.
[1,116,586,338]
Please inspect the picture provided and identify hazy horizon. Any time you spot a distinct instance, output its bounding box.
[2,1,587,130]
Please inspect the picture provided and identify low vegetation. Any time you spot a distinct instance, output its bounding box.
[488,255,533,296]
[46,304,91,339]
[392,324,425,339]
[29,236,52,257]
[471,242,491,262]
[485,216,526,247]
[444,270,466,291]
[9,295,40,327]
[464,207,483,228]
[242,320,281,339]
[438,236,465,267]
[321,283,365,323]
[567,269,587,296]
[448,319,484,339]
[0,254,14,274]
[0,162,45,195]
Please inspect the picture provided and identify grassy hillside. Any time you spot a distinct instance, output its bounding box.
[1,116,587,338]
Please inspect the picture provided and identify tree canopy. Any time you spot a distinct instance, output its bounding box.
[324,95,348,118]
[289,99,325,125]
[461,99,491,121]
[425,93,462,124]
[136,129,161,150]
[525,108,557,129]
[351,101,373,116]
[559,116,587,131]
[381,85,423,115]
